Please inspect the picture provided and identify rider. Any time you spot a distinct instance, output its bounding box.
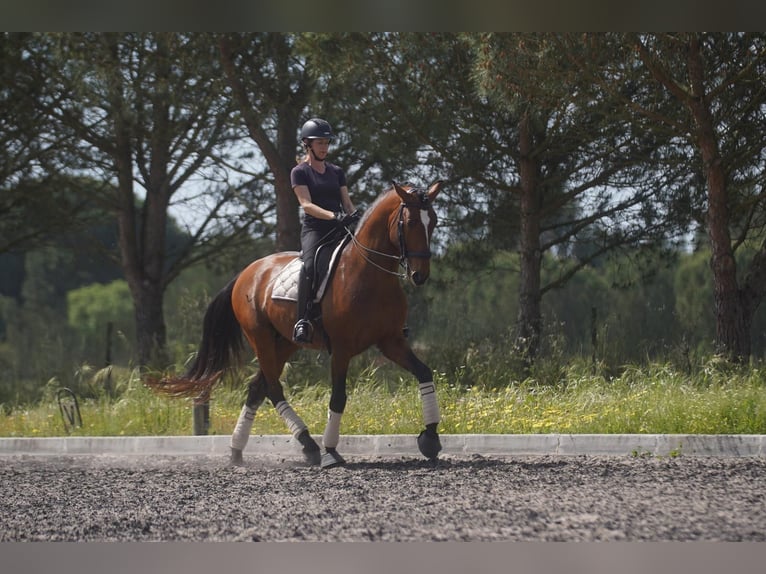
[290,117,358,343]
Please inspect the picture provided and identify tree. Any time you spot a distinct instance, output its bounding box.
[32,33,267,367]
[467,33,687,360]
[629,33,766,360]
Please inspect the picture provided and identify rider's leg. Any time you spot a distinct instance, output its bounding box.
[293,226,320,343]
[292,264,313,343]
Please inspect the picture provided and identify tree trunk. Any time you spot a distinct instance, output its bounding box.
[516,112,543,361]
[137,34,172,367]
[109,33,171,368]
[131,282,168,367]
[687,37,751,361]
[275,115,301,252]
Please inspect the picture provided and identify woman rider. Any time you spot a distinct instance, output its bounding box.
[290,118,358,343]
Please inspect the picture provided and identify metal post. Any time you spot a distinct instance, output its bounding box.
[57,388,83,434]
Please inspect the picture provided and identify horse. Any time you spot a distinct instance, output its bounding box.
[148,181,444,468]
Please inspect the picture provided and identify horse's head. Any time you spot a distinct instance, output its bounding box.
[391,180,443,286]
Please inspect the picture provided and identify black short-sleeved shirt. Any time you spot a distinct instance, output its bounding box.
[291,161,347,230]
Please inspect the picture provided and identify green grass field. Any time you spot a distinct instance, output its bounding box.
[2,359,765,437]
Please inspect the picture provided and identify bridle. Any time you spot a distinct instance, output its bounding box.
[347,190,433,280]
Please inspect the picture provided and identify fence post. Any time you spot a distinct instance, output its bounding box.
[591,306,598,365]
[193,402,210,435]
[104,322,113,398]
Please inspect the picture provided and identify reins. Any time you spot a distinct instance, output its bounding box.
[346,192,432,280]
[346,227,407,279]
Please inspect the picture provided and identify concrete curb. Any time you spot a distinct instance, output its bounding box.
[1,434,764,457]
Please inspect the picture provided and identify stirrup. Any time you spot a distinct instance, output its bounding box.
[293,320,312,343]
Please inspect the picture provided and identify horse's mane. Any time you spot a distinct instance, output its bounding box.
[356,186,398,231]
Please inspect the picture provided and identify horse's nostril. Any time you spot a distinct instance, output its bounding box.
[412,272,427,285]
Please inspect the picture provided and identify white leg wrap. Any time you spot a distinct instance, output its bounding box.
[231,405,257,451]
[322,410,343,450]
[419,381,440,426]
[275,400,307,438]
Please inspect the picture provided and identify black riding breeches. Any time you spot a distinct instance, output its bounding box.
[300,224,334,283]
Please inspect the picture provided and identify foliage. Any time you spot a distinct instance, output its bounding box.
[24,32,271,366]
[67,280,135,365]
[2,357,765,437]
[464,33,693,358]
[674,250,715,354]
[625,33,766,360]
[0,35,94,253]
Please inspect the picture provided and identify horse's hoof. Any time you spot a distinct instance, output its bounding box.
[297,429,322,465]
[320,448,346,469]
[230,447,244,466]
[417,428,442,460]
[303,446,322,466]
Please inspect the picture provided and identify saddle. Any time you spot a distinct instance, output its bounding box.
[271,234,351,304]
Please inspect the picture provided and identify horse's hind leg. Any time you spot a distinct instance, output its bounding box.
[266,380,321,465]
[230,333,320,466]
[260,336,321,465]
[230,371,268,465]
[378,337,442,460]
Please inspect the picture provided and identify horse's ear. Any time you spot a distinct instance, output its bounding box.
[392,181,410,203]
[426,180,443,202]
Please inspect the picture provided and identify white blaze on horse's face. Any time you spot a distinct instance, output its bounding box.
[420,210,432,247]
[403,203,434,286]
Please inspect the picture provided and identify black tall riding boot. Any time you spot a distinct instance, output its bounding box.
[292,265,313,343]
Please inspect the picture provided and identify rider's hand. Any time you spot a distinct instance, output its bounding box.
[339,210,360,230]
[334,211,357,227]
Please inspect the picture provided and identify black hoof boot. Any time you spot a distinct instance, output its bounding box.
[292,320,312,343]
[303,445,321,466]
[230,447,244,466]
[320,448,346,469]
[297,429,321,466]
[417,427,442,460]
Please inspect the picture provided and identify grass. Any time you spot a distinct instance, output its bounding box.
[1,357,765,438]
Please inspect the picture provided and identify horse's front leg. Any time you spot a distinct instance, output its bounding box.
[320,354,350,469]
[378,336,442,460]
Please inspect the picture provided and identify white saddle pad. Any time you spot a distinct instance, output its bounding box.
[271,239,347,302]
[271,258,303,302]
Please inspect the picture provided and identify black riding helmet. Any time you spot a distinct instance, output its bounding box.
[300,118,334,142]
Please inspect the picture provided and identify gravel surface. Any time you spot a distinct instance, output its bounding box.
[2,453,765,542]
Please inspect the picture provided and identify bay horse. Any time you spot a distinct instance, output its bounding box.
[149,181,443,468]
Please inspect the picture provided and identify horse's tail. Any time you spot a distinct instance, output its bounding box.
[146,275,244,402]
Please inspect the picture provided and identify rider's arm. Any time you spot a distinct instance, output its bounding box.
[293,185,337,220]
[340,186,355,215]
